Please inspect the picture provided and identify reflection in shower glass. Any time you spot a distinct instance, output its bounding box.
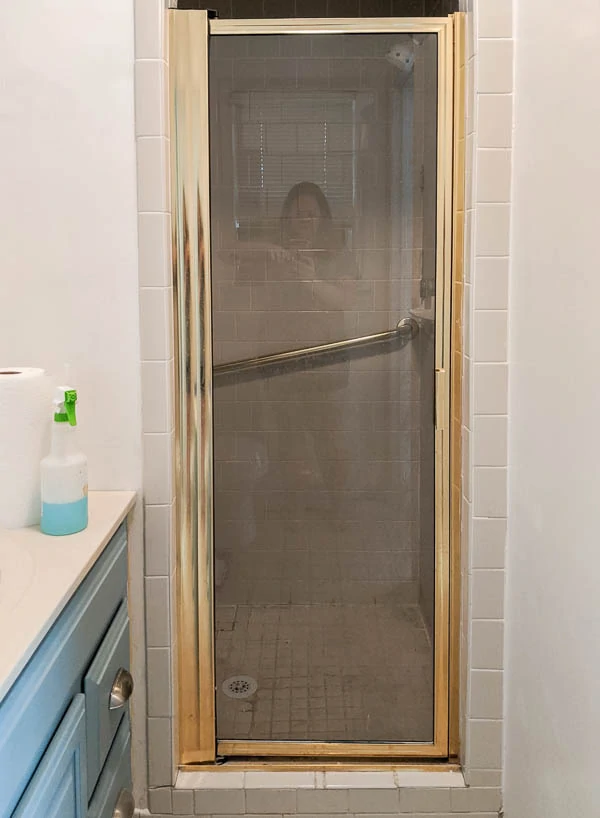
[210,32,438,745]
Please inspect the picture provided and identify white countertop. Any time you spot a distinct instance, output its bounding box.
[0,490,136,703]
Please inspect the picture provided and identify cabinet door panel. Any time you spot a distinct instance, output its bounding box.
[85,600,130,795]
[12,694,87,818]
[88,714,132,818]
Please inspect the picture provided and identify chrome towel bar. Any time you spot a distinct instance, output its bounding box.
[213,316,419,377]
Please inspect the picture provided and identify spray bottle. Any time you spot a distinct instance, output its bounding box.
[40,387,88,535]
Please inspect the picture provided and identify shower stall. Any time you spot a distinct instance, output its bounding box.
[170,10,463,764]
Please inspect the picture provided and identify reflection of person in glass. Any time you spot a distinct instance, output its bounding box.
[273,183,356,506]
[275,181,357,282]
[281,181,336,251]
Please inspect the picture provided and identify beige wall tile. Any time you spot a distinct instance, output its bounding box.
[476,149,512,203]
[465,769,502,787]
[144,503,171,576]
[138,213,171,286]
[478,94,513,148]
[245,772,315,789]
[147,716,173,788]
[135,59,167,137]
[147,646,172,718]
[472,517,506,569]
[473,416,507,466]
[149,786,172,814]
[134,0,164,60]
[325,772,396,789]
[471,569,505,619]
[194,789,245,814]
[246,788,297,813]
[297,789,349,813]
[172,789,195,814]
[179,771,245,789]
[471,620,504,670]
[473,311,507,362]
[452,786,502,811]
[473,467,507,517]
[347,789,400,813]
[143,432,173,505]
[477,0,513,38]
[139,287,173,361]
[399,787,452,811]
[469,670,503,719]
[473,257,509,310]
[467,719,503,770]
[141,361,172,433]
[145,575,171,647]
[477,39,514,93]
[136,136,169,212]
[473,363,508,414]
[475,204,511,255]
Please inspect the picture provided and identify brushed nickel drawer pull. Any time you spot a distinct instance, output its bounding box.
[109,668,134,710]
[113,788,135,818]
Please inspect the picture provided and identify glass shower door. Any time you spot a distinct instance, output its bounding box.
[208,23,447,755]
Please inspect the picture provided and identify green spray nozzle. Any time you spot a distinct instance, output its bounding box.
[53,386,78,426]
[64,390,77,426]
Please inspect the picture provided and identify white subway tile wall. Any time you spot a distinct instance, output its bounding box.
[134,0,176,803]
[461,0,511,788]
[133,0,512,812]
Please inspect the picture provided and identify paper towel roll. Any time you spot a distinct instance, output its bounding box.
[0,368,53,528]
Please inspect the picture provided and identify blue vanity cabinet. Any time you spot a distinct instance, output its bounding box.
[0,521,134,818]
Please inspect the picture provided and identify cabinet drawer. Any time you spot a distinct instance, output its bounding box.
[88,714,132,818]
[85,600,131,796]
[13,694,87,818]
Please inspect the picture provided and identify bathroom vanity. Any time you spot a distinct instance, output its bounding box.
[0,492,136,818]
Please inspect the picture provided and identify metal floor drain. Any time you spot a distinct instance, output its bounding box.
[222,675,257,699]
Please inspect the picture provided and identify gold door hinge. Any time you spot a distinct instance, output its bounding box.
[435,368,447,431]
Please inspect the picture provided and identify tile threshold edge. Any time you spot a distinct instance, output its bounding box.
[176,769,467,790]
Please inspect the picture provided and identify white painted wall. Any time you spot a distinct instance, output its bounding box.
[505,1,600,815]
[0,0,142,490]
[0,3,148,805]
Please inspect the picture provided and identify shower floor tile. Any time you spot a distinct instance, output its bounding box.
[215,602,433,744]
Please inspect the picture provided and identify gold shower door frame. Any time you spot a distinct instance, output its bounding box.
[170,10,464,766]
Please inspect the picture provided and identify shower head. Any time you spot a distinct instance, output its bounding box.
[385,36,423,74]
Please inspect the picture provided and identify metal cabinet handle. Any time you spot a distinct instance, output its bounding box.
[113,788,135,818]
[109,667,134,710]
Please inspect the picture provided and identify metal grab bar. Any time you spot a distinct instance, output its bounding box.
[213,317,419,377]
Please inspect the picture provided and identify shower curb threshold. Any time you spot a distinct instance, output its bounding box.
[176,769,467,789]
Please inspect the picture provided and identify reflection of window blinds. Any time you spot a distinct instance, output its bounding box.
[232,91,356,222]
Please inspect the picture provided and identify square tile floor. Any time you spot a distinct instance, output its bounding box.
[215,601,433,744]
